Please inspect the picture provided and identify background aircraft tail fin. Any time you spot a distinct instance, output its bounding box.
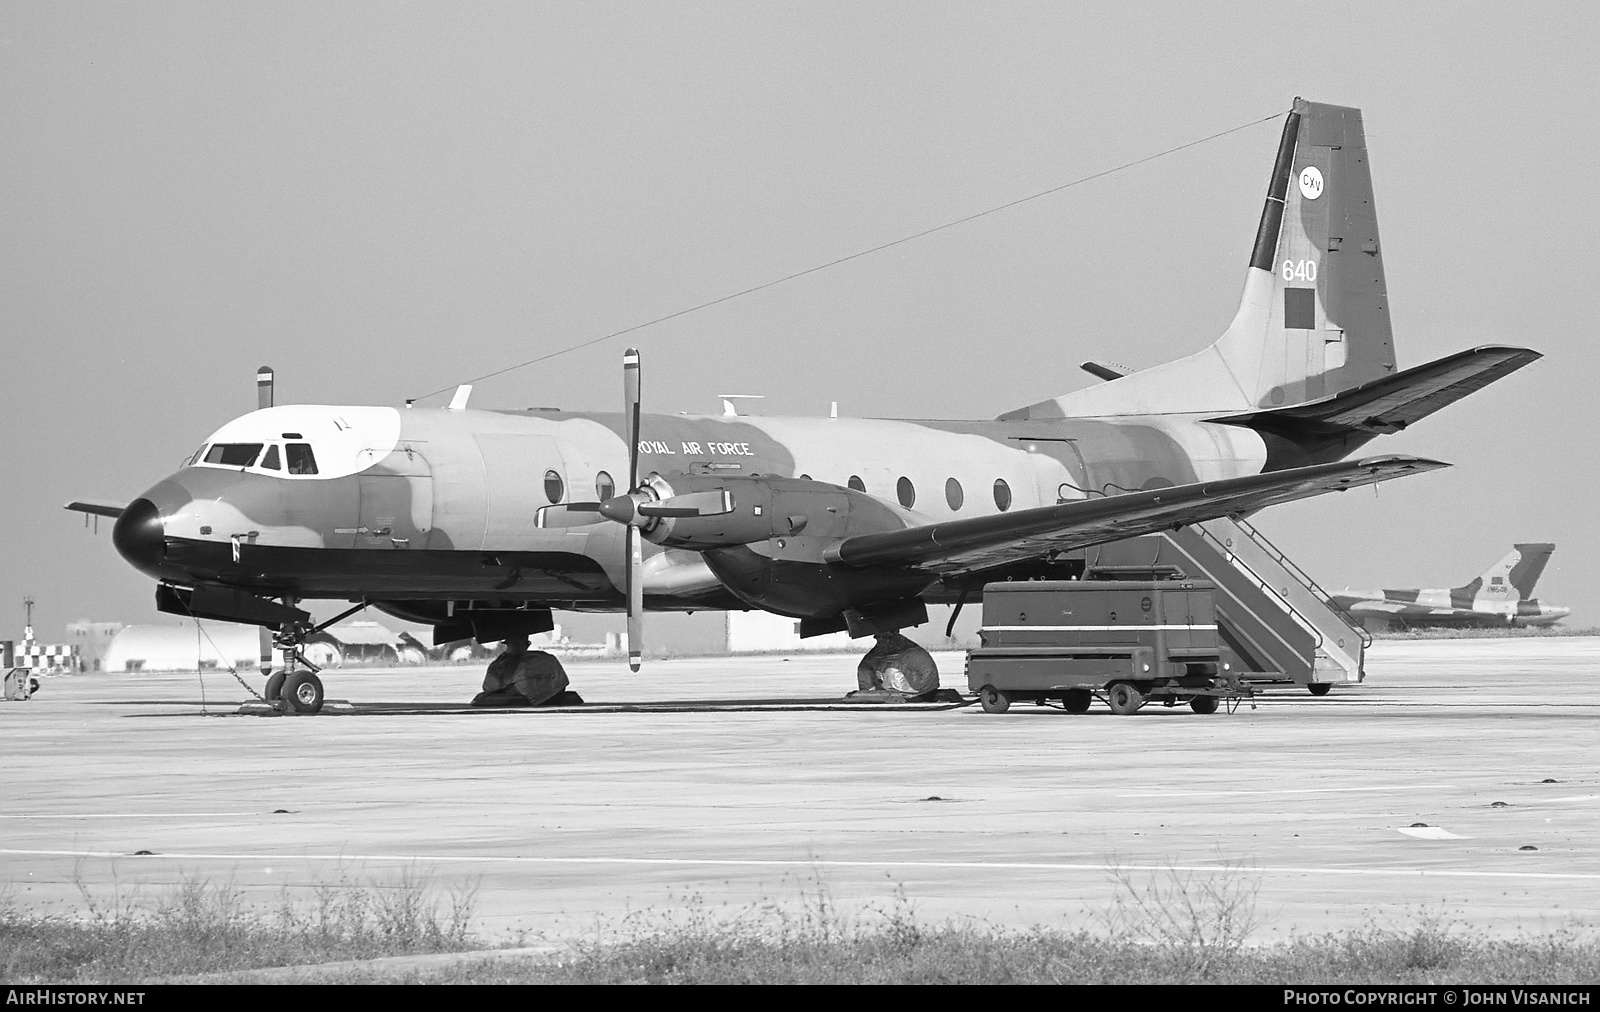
[1004,98,1398,420]
[1455,544,1554,602]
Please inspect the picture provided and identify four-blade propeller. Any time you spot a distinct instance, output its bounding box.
[531,349,740,670]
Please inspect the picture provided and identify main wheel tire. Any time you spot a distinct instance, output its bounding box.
[1106,682,1145,716]
[979,686,1011,714]
[263,671,286,702]
[1308,683,1332,697]
[282,670,325,714]
[1189,694,1220,715]
[1062,689,1092,714]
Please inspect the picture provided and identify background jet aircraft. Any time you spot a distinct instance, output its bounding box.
[67,98,1540,710]
[1330,544,1568,631]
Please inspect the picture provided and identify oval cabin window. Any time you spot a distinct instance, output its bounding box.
[847,475,866,492]
[896,477,916,508]
[945,477,964,510]
[993,478,1012,512]
[544,469,565,504]
[595,470,615,501]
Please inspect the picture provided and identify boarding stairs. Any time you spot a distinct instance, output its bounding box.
[1083,517,1370,687]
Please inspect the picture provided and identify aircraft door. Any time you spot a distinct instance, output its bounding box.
[356,445,434,550]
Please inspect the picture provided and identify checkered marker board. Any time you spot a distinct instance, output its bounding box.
[17,644,78,672]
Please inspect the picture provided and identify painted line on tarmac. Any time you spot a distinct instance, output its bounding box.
[1121,784,1450,798]
[0,813,266,819]
[4,848,1597,882]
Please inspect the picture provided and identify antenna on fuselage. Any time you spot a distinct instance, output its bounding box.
[257,367,274,409]
[718,394,763,416]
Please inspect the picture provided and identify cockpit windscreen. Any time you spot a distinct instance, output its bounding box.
[204,443,263,467]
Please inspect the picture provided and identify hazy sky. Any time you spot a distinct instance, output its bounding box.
[3,2,1596,639]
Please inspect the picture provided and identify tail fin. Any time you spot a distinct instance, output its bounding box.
[1005,98,1396,420]
[1456,544,1555,603]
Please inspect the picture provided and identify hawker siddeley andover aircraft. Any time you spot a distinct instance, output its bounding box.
[71,98,1540,712]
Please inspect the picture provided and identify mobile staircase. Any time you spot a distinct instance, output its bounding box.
[1082,517,1370,694]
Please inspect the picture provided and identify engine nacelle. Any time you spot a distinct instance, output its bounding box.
[605,473,911,552]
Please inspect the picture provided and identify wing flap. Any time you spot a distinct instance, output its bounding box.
[826,455,1445,574]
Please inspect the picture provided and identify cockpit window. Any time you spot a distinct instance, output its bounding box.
[286,443,318,475]
[186,445,207,467]
[205,443,263,467]
[261,445,281,470]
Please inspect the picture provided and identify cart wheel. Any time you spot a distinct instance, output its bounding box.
[282,670,325,714]
[263,671,286,702]
[1307,683,1332,697]
[1062,689,1092,714]
[1106,682,1145,716]
[979,686,1011,714]
[1189,694,1219,715]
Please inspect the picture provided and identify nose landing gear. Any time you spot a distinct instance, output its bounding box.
[260,598,368,714]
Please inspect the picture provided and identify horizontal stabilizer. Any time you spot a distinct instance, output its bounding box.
[1210,346,1540,435]
[64,501,127,519]
[826,454,1445,574]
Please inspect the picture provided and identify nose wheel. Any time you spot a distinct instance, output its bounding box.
[281,670,325,714]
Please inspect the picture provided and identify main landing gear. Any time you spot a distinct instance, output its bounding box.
[847,631,946,702]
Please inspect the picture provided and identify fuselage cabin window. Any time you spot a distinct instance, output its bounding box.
[896,477,916,508]
[945,477,964,510]
[595,471,615,501]
[847,475,866,492]
[993,478,1012,512]
[544,469,565,504]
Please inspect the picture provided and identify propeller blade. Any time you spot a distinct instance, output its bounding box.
[624,348,641,492]
[535,503,604,529]
[623,348,644,672]
[626,525,643,671]
[637,490,735,519]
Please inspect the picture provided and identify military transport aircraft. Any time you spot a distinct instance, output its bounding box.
[67,98,1540,711]
[1330,544,1568,631]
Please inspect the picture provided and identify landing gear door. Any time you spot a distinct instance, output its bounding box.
[357,444,434,550]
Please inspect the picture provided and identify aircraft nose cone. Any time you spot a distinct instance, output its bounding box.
[597,494,637,525]
[112,498,165,576]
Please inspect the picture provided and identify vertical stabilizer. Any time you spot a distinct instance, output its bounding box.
[1005,98,1398,420]
[1456,544,1555,603]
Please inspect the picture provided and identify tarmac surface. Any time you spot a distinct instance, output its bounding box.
[3,637,1598,942]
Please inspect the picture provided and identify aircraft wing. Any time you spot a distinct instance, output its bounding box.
[826,455,1444,576]
[64,501,127,519]
[1210,346,1540,435]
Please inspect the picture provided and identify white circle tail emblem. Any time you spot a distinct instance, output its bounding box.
[1299,165,1324,200]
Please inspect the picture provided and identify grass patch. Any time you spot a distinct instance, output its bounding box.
[0,869,478,983]
[6,869,1599,984]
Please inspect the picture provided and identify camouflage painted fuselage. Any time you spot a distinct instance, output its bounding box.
[114,403,1268,619]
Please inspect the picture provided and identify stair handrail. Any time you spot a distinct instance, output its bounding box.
[1188,522,1324,651]
[1230,517,1373,650]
